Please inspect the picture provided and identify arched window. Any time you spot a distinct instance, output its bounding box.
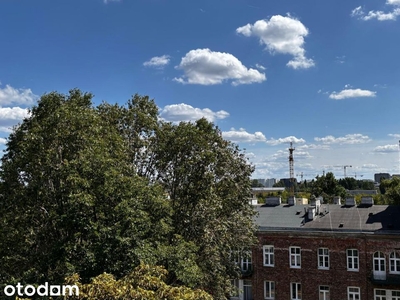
[390,252,400,274]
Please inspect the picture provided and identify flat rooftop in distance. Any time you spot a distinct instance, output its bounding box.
[254,204,400,233]
[251,187,285,193]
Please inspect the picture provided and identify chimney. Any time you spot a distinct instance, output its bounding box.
[265,197,281,206]
[345,197,356,206]
[360,196,374,206]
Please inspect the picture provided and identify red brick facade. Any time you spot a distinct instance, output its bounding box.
[250,231,400,300]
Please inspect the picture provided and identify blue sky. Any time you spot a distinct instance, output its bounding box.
[1,0,400,181]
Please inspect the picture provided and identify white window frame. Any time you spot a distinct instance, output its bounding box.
[264,281,275,300]
[243,280,253,300]
[263,245,274,267]
[390,252,400,274]
[319,286,330,300]
[373,252,386,280]
[347,249,359,271]
[318,248,330,270]
[291,282,301,300]
[374,289,386,300]
[290,246,301,268]
[392,290,400,300]
[241,251,252,272]
[348,286,360,300]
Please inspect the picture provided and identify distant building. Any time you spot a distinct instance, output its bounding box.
[264,178,277,188]
[375,173,390,183]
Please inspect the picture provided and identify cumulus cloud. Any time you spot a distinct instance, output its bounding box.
[388,133,400,138]
[266,136,305,146]
[236,14,315,69]
[255,63,266,70]
[0,84,37,106]
[351,1,400,21]
[314,134,371,144]
[374,144,399,152]
[222,128,267,143]
[174,48,266,85]
[271,149,311,160]
[143,55,170,68]
[329,88,376,100]
[362,163,379,169]
[297,143,330,150]
[0,107,30,133]
[159,103,229,123]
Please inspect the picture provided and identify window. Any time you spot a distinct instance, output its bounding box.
[291,282,301,300]
[373,252,386,280]
[390,252,400,274]
[318,248,329,269]
[392,290,400,300]
[243,280,253,300]
[290,247,301,268]
[348,287,360,300]
[347,249,359,271]
[241,251,252,272]
[319,286,330,300]
[264,281,275,300]
[374,289,386,300]
[263,245,274,267]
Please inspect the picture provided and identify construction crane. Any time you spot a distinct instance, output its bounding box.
[353,172,364,179]
[296,172,314,181]
[334,165,352,178]
[288,142,295,197]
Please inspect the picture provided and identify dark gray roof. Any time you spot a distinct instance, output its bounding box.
[254,204,400,233]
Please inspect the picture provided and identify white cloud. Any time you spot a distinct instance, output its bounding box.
[266,136,305,146]
[159,103,229,123]
[388,133,400,139]
[362,163,378,169]
[0,137,6,145]
[271,149,311,160]
[222,128,267,143]
[297,143,330,150]
[0,107,30,133]
[351,2,400,21]
[236,14,315,69]
[143,55,170,68]
[255,63,266,70]
[329,88,376,100]
[0,84,37,106]
[174,48,266,85]
[387,0,400,5]
[314,134,371,144]
[104,0,120,3]
[374,144,399,153]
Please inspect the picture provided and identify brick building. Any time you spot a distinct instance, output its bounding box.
[233,197,400,300]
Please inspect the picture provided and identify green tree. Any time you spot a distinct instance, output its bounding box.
[0,90,172,285]
[0,91,256,300]
[380,177,400,204]
[64,264,212,300]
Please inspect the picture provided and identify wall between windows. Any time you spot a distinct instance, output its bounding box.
[251,231,400,300]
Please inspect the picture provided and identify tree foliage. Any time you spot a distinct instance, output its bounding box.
[0,90,256,299]
[64,264,212,300]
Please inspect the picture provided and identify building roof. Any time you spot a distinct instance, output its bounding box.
[254,204,400,234]
[251,187,285,192]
